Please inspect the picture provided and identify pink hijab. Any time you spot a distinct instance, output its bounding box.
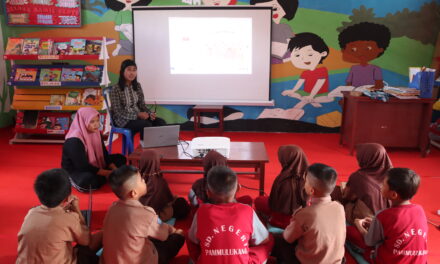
[65,107,105,168]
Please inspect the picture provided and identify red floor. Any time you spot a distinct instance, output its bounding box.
[0,127,439,263]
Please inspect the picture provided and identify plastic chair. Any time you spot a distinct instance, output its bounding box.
[102,87,134,155]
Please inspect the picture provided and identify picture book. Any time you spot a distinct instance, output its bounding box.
[21,38,39,55]
[5,38,23,55]
[82,88,101,105]
[82,66,101,82]
[49,95,65,105]
[53,41,71,55]
[38,39,54,55]
[61,67,84,82]
[65,91,81,105]
[40,68,62,82]
[54,117,69,130]
[85,39,102,55]
[38,116,55,129]
[14,68,38,82]
[69,39,86,55]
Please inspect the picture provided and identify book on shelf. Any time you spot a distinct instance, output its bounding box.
[5,38,23,55]
[61,67,84,82]
[40,68,62,82]
[53,117,69,130]
[69,39,86,55]
[82,66,102,82]
[82,88,101,105]
[65,91,81,106]
[21,38,39,55]
[49,95,66,105]
[85,39,102,55]
[38,115,54,129]
[14,68,38,82]
[53,41,71,55]
[38,39,54,55]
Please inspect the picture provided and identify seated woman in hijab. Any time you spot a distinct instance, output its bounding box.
[254,145,308,229]
[343,143,392,224]
[188,150,253,208]
[62,107,126,191]
[139,150,190,222]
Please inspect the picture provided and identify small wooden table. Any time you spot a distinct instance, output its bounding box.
[193,105,224,136]
[128,141,269,195]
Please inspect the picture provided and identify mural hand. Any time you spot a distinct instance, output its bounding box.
[114,25,121,31]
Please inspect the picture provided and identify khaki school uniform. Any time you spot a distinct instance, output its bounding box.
[17,206,89,264]
[283,196,346,264]
[102,199,172,264]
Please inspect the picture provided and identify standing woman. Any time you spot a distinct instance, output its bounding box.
[62,107,126,191]
[109,59,166,139]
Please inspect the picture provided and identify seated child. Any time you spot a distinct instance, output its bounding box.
[17,168,101,264]
[189,150,252,207]
[255,145,308,229]
[187,165,273,263]
[138,150,190,221]
[102,165,184,264]
[353,168,428,263]
[343,143,392,224]
[273,163,346,264]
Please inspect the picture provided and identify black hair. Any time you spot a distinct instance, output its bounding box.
[105,0,152,11]
[118,59,139,91]
[34,169,71,208]
[288,33,329,64]
[109,165,139,199]
[207,166,237,196]
[85,94,96,100]
[338,22,391,57]
[386,168,420,200]
[250,0,298,20]
[307,163,337,193]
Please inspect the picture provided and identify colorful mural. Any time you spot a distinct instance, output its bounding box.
[0,0,439,130]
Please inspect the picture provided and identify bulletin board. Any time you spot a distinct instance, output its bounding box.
[4,0,81,27]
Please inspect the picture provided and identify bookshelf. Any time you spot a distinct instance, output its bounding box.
[4,37,107,144]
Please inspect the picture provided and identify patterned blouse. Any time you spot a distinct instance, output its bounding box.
[109,83,150,127]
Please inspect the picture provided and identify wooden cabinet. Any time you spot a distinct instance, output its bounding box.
[340,92,434,156]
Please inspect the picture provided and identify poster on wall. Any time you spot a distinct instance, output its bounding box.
[4,0,81,27]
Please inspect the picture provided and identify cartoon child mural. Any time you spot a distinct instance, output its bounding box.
[105,0,152,56]
[251,0,298,63]
[338,22,391,89]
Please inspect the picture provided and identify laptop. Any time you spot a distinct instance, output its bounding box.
[140,125,180,148]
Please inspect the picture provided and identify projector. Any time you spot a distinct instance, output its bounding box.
[191,137,231,158]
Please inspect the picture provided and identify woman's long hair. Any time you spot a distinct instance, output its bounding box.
[117,59,140,91]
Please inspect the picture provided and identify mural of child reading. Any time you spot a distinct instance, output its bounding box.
[338,22,391,89]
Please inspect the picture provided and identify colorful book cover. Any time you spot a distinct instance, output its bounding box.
[82,88,101,105]
[49,95,65,105]
[82,66,101,82]
[69,39,86,55]
[38,116,55,129]
[5,38,23,55]
[65,91,81,105]
[85,39,102,55]
[53,117,69,130]
[39,68,62,82]
[61,67,84,82]
[21,38,40,55]
[14,68,38,82]
[53,41,71,55]
[38,39,54,55]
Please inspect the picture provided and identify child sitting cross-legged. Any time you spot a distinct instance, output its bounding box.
[17,168,101,264]
[273,163,346,264]
[102,165,184,264]
[353,168,428,264]
[187,165,273,264]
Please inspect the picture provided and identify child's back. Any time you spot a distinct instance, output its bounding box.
[17,206,89,264]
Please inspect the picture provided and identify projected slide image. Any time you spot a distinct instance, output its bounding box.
[169,17,252,74]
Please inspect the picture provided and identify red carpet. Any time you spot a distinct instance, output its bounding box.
[0,127,439,263]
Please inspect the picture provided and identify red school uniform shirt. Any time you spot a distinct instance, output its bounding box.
[365,204,428,264]
[300,67,329,94]
[188,203,269,264]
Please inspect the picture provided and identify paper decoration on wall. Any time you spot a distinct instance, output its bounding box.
[5,0,81,27]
